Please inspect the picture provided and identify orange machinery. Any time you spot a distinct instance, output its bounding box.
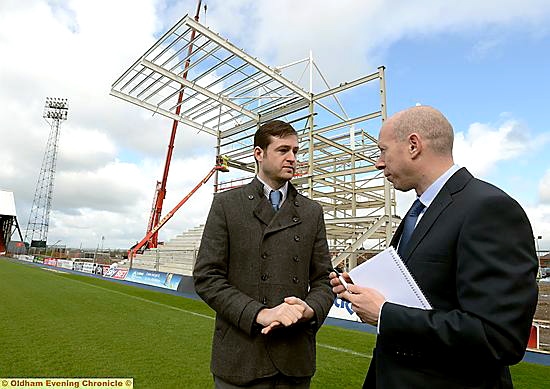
[128,156,228,263]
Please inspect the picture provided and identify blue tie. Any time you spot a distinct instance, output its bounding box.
[269,190,282,211]
[397,199,425,258]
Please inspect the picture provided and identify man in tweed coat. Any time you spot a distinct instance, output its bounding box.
[193,120,334,388]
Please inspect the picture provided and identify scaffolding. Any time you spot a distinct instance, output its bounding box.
[111,15,398,270]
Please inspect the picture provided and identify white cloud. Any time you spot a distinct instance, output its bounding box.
[0,0,220,248]
[453,119,542,177]
[2,0,550,250]
[532,170,550,251]
[46,153,218,248]
[185,0,550,91]
[58,127,117,170]
[524,204,550,255]
[539,170,550,205]
[396,117,550,223]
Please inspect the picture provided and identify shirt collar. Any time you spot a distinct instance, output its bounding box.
[419,164,461,208]
[256,176,289,205]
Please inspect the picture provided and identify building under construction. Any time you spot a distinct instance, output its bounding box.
[111,13,399,271]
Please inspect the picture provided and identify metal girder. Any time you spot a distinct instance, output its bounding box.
[331,216,389,267]
[220,97,309,138]
[323,201,386,211]
[313,133,353,155]
[325,216,381,225]
[183,16,311,101]
[141,59,259,121]
[309,149,376,164]
[110,90,218,136]
[311,134,377,165]
[111,14,397,270]
[313,70,381,101]
[314,111,382,136]
[313,165,378,181]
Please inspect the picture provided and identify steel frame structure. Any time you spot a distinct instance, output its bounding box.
[111,15,399,270]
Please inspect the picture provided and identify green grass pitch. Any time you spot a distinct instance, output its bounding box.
[0,258,547,388]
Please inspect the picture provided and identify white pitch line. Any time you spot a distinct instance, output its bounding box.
[59,274,371,358]
[317,343,372,359]
[61,275,215,320]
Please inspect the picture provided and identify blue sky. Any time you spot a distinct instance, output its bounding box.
[1,0,549,250]
[385,28,550,206]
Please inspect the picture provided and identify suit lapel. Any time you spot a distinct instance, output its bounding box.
[249,179,302,233]
[247,178,274,226]
[403,190,452,262]
[402,168,473,262]
[264,184,302,234]
[390,222,404,249]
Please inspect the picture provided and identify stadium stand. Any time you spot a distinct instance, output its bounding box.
[131,225,204,276]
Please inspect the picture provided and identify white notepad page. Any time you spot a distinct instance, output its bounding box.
[348,246,432,310]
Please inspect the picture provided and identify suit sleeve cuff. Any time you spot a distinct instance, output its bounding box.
[377,301,386,334]
[240,300,266,335]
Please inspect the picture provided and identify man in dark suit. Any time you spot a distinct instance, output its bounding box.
[194,120,334,388]
[331,106,538,388]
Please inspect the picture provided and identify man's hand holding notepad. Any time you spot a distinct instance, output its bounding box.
[348,246,432,310]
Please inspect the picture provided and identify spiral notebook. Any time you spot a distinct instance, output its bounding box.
[348,246,432,310]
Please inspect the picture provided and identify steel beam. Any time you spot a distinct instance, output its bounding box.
[183,16,311,101]
[110,89,218,136]
[141,59,259,122]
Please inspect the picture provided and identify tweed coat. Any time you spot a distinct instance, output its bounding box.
[193,178,334,385]
[364,168,539,389]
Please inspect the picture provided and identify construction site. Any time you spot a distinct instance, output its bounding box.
[2,3,548,357]
[111,8,550,349]
[108,9,397,275]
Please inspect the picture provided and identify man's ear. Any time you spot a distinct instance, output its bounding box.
[253,146,263,163]
[408,133,422,158]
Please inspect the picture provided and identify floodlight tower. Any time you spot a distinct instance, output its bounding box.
[24,97,68,248]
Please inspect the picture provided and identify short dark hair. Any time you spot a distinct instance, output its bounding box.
[254,120,297,150]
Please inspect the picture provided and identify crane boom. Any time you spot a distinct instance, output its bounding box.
[148,0,203,249]
[128,158,228,264]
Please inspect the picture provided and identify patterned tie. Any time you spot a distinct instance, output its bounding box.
[269,190,282,211]
[397,199,426,258]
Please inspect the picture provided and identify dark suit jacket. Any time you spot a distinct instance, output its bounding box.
[365,168,539,389]
[193,178,334,385]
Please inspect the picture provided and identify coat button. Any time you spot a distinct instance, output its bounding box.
[248,195,254,200]
[261,252,268,259]
[294,201,299,206]
[292,276,299,284]
[294,235,300,242]
[261,297,267,304]
[292,216,300,222]
[293,255,299,262]
[261,274,268,281]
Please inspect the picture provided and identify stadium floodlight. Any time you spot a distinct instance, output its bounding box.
[43,97,69,121]
[25,97,69,249]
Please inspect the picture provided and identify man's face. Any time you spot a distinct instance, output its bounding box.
[255,134,299,187]
[375,124,415,192]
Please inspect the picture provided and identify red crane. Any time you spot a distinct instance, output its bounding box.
[145,0,203,250]
[129,156,229,263]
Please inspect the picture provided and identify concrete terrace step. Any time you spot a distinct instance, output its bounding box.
[132,225,204,275]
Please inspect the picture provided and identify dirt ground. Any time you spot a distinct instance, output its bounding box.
[534,281,550,351]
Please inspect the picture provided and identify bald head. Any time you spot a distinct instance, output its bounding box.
[389,106,454,155]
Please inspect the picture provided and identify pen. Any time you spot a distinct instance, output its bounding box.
[333,267,350,291]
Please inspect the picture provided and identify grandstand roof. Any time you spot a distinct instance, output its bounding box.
[0,190,17,216]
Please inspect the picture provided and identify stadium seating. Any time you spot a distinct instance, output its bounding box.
[131,225,204,276]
